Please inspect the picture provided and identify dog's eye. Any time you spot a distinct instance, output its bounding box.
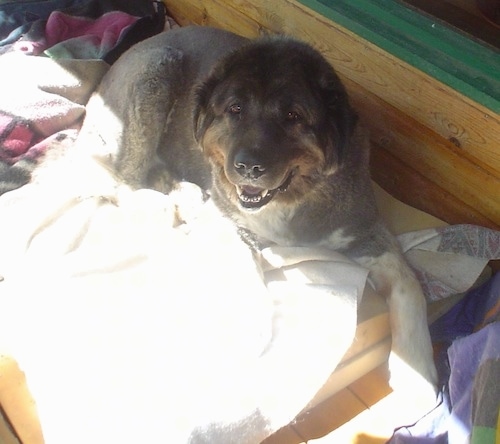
[228,104,242,115]
[286,111,302,122]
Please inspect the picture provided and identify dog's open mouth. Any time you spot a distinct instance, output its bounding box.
[236,169,295,210]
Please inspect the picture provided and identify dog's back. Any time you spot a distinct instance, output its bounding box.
[82,26,247,191]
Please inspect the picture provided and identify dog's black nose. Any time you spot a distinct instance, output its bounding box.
[234,160,266,179]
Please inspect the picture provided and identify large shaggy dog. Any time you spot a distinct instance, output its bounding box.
[86,26,438,398]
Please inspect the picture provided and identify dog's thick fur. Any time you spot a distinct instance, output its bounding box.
[86,26,438,398]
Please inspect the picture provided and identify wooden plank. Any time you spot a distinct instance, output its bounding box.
[340,314,389,363]
[365,108,500,226]
[165,0,260,35]
[344,77,500,227]
[0,355,44,444]
[341,288,389,363]
[371,146,498,228]
[266,365,394,443]
[292,387,367,440]
[0,409,20,444]
[347,364,392,408]
[308,338,391,407]
[165,0,500,178]
[308,412,389,444]
[262,425,305,444]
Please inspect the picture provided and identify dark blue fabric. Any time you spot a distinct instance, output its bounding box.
[429,273,500,343]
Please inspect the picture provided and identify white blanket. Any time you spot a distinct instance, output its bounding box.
[0,149,367,443]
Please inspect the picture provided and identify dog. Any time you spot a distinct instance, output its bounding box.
[84,25,438,401]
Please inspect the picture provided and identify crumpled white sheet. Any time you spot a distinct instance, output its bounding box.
[0,151,367,443]
[398,225,500,302]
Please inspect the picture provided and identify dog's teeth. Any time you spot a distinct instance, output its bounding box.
[236,186,269,202]
[245,194,261,203]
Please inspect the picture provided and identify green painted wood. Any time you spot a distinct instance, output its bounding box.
[298,0,500,112]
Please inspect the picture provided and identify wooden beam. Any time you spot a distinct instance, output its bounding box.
[344,77,500,227]
[370,145,497,229]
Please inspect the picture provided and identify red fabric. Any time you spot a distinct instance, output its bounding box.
[0,113,37,162]
[45,10,138,50]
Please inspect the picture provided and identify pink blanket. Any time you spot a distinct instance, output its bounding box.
[0,54,109,193]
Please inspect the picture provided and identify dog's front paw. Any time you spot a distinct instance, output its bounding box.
[387,350,438,421]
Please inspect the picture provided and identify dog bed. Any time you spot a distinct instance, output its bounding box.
[1,2,499,443]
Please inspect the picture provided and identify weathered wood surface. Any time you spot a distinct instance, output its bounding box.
[165,0,500,228]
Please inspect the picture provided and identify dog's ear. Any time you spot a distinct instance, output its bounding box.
[193,75,220,146]
[193,47,242,145]
[318,70,358,167]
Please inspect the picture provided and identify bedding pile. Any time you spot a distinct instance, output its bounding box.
[0,0,171,195]
[0,3,499,443]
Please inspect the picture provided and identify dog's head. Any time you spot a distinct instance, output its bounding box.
[194,36,357,212]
